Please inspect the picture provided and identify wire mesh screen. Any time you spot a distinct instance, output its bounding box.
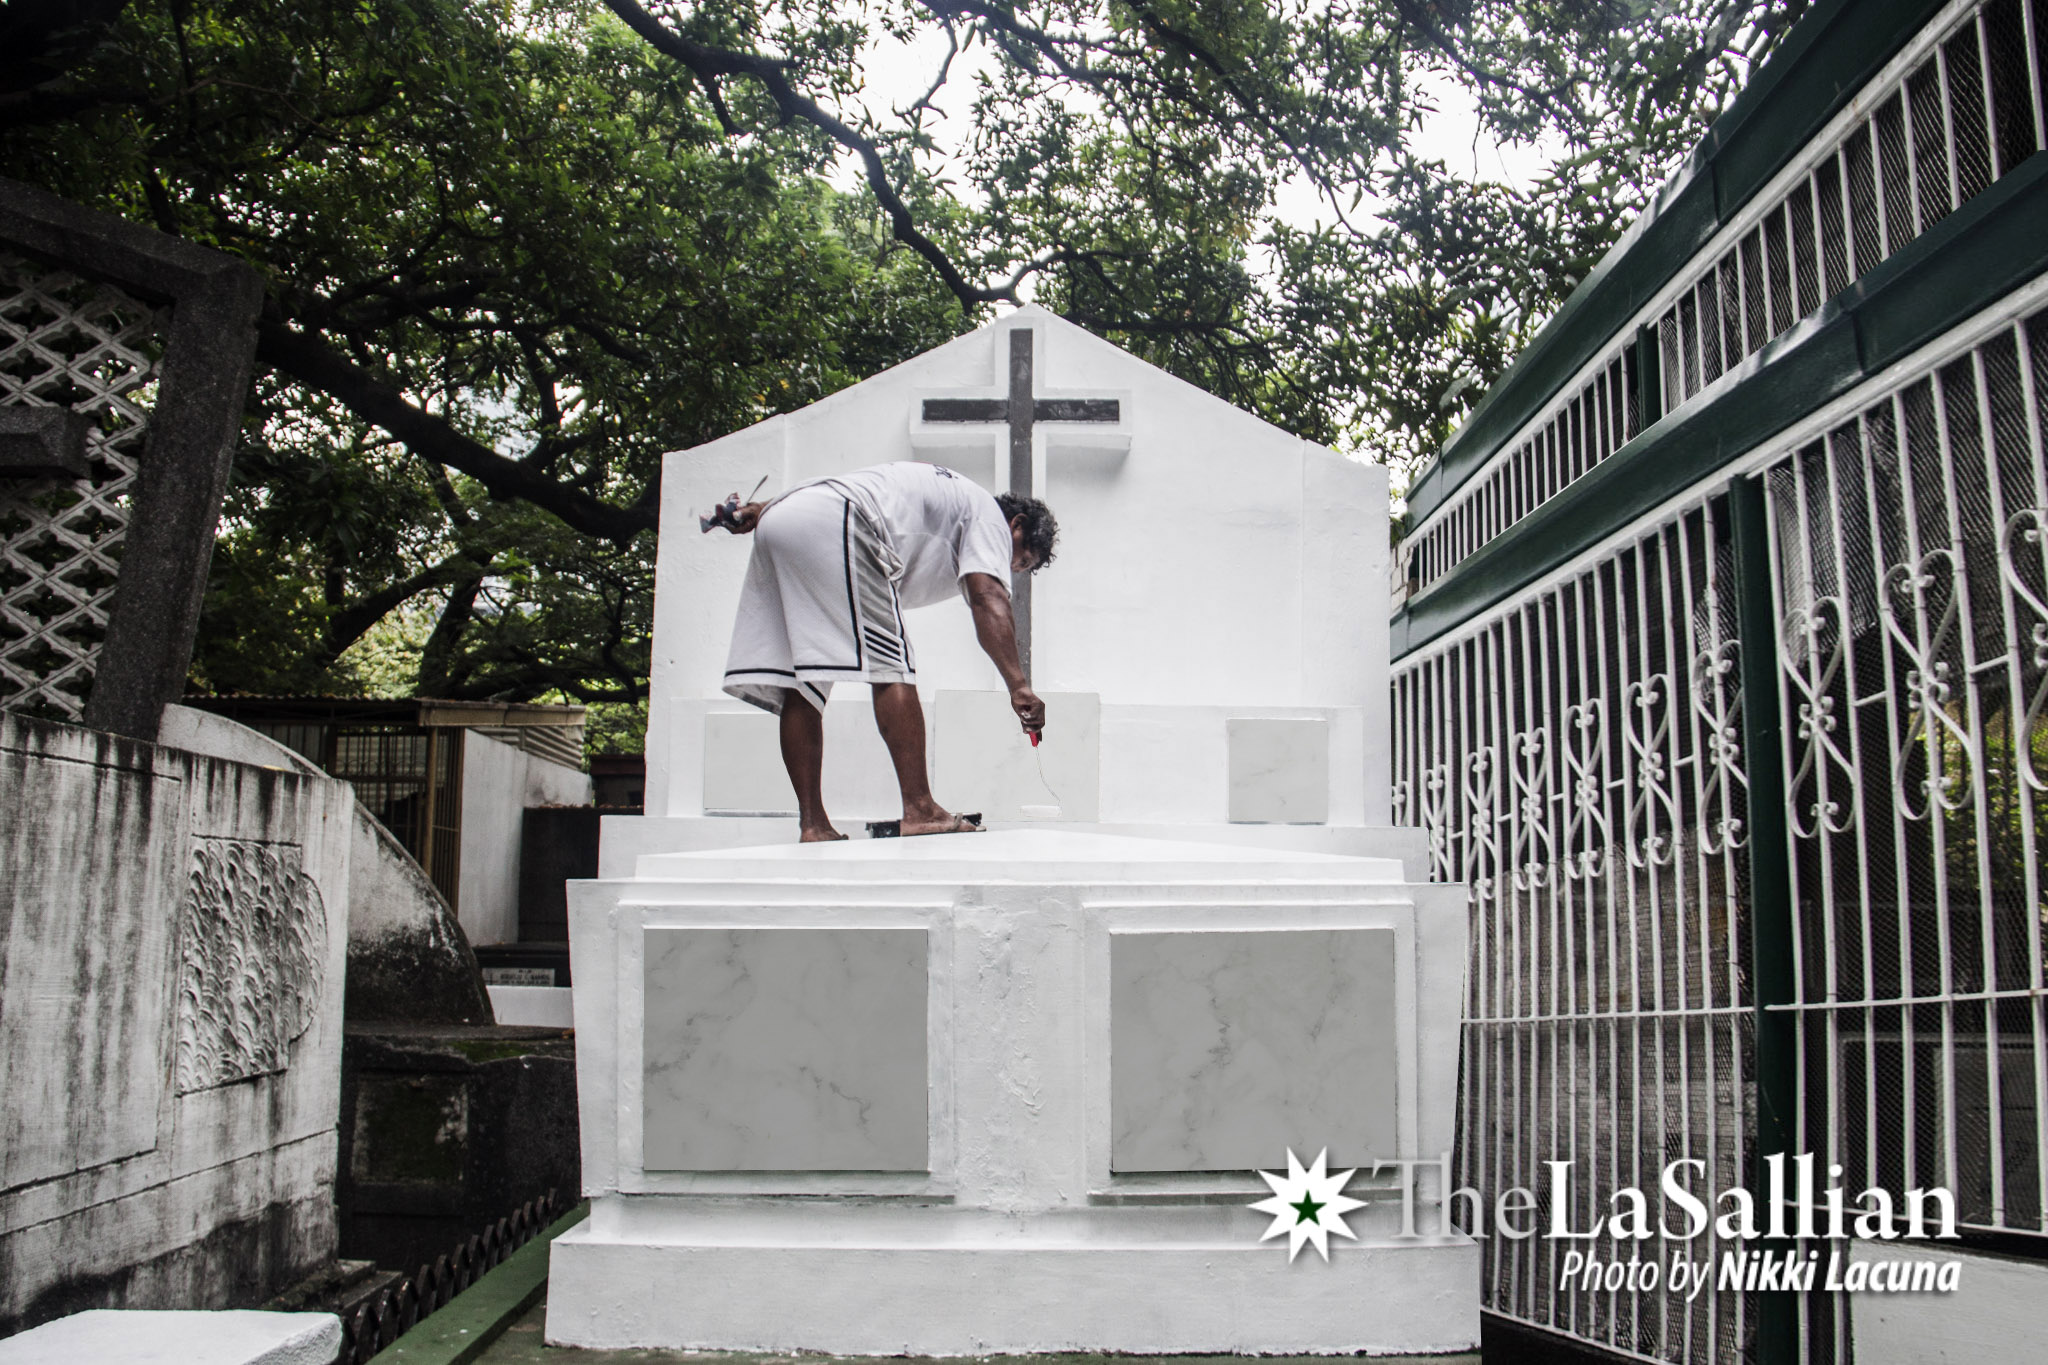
[1759,304,2048,1352]
[427,728,463,906]
[1405,0,2048,597]
[1393,501,1758,1364]
[253,720,466,907]
[0,253,163,722]
[1408,357,1634,590]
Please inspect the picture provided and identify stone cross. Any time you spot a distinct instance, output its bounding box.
[919,329,1120,678]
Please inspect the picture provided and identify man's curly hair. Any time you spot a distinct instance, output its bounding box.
[996,492,1059,570]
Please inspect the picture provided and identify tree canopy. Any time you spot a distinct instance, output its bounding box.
[0,0,1804,713]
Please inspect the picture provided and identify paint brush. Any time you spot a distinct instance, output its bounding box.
[699,475,771,533]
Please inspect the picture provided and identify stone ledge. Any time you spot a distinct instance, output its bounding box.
[546,1231,1480,1356]
[0,1309,339,1365]
[483,1297,1480,1364]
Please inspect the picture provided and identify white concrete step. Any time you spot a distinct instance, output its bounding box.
[599,813,1429,879]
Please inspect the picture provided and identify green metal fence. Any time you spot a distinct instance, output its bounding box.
[1392,1,2048,1359]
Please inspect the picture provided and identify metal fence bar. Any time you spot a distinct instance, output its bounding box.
[2011,316,2048,1228]
[1735,475,1801,1365]
[337,1189,561,1365]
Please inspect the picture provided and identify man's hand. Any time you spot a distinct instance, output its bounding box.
[701,498,767,534]
[1011,683,1045,736]
[962,572,1040,734]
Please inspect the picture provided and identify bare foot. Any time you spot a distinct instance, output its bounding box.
[799,824,848,842]
[898,805,983,837]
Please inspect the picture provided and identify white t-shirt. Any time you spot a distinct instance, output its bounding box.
[812,462,1013,610]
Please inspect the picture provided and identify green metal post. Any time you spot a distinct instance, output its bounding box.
[1729,474,1800,1365]
[1634,323,1664,431]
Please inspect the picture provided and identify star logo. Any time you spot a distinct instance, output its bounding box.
[1249,1148,1366,1262]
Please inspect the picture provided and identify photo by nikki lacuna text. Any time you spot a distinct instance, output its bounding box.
[1340,1152,1964,1297]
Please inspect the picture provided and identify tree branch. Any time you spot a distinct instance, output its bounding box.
[320,553,475,663]
[256,318,657,542]
[602,0,1009,310]
[1381,0,1583,134]
[0,85,145,128]
[418,571,485,696]
[894,16,960,124]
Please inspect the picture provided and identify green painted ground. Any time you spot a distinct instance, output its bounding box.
[473,1297,1481,1365]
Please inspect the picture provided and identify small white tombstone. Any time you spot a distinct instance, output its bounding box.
[0,1311,341,1365]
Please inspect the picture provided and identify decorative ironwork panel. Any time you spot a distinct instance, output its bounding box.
[1761,304,2048,1256]
[0,253,162,723]
[1393,499,1755,1365]
[1405,0,2048,596]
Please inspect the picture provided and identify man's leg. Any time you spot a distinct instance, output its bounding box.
[872,681,974,835]
[779,690,844,842]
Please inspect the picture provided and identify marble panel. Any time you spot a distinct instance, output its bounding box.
[701,711,796,815]
[643,928,928,1171]
[1227,718,1328,824]
[1110,928,1395,1171]
[932,690,1099,821]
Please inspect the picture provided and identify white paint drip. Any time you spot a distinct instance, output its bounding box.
[1021,736,1063,818]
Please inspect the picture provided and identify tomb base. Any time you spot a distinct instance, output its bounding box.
[547,1203,1478,1355]
[549,830,1475,1354]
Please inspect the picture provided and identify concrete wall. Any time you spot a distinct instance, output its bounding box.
[158,704,310,773]
[162,705,489,1025]
[456,733,590,946]
[0,712,352,1335]
[1850,1242,2048,1364]
[643,306,1392,832]
[337,1025,578,1273]
[347,814,492,1024]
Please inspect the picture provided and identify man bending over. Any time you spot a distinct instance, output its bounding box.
[717,461,1055,841]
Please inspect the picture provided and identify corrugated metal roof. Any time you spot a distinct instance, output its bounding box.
[186,694,587,728]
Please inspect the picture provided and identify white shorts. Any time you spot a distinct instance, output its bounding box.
[721,484,914,715]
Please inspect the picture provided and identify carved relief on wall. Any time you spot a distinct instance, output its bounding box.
[175,838,326,1093]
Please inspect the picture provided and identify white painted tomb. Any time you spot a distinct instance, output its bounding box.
[547,311,1476,1353]
[617,304,1402,859]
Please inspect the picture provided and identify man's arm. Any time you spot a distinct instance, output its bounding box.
[962,572,1044,734]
